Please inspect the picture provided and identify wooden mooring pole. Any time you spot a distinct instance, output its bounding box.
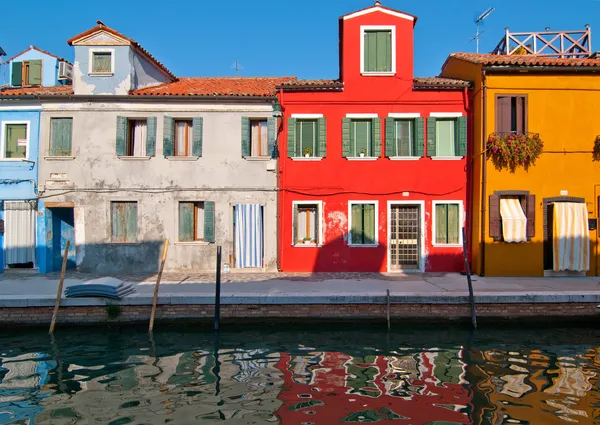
[386,289,391,330]
[149,239,169,333]
[461,227,477,330]
[49,241,70,334]
[214,246,222,332]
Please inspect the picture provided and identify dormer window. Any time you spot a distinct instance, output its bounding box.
[361,26,395,75]
[11,60,42,87]
[89,49,114,75]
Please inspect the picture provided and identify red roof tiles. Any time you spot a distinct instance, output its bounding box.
[413,77,471,89]
[67,23,177,81]
[131,77,297,97]
[449,52,600,68]
[278,79,344,90]
[0,85,73,97]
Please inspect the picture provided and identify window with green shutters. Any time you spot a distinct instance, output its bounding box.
[111,201,138,243]
[287,118,326,158]
[385,118,425,157]
[49,118,73,156]
[363,28,393,73]
[10,60,42,87]
[427,116,467,157]
[343,118,381,158]
[116,116,157,157]
[178,201,215,243]
[349,202,377,246]
[3,123,28,159]
[434,202,461,246]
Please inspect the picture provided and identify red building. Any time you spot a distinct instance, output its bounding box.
[277,1,471,272]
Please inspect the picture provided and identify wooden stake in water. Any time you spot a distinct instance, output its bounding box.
[214,246,222,332]
[149,239,169,333]
[386,289,391,330]
[461,227,477,330]
[49,240,70,334]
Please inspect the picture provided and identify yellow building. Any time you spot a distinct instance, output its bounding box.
[441,50,600,276]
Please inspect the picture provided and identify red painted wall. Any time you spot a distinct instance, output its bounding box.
[278,7,469,272]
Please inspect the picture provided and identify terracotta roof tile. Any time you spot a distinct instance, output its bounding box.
[67,23,177,81]
[278,79,344,90]
[131,77,297,97]
[0,85,73,97]
[449,52,600,68]
[413,77,472,89]
[6,45,71,64]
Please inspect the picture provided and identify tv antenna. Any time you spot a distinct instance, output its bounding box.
[473,7,495,53]
[231,60,244,76]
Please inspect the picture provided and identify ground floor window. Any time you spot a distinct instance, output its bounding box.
[489,191,535,242]
[434,202,461,246]
[111,201,138,242]
[349,202,377,246]
[293,202,321,245]
[178,201,215,242]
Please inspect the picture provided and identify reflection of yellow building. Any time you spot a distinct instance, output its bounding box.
[442,51,600,276]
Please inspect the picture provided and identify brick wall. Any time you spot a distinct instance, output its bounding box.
[0,303,598,326]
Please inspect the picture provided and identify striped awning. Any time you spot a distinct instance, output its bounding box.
[500,198,527,243]
[553,202,590,272]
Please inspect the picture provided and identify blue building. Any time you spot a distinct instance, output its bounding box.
[0,46,72,272]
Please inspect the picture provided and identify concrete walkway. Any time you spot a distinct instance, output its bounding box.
[1,271,599,307]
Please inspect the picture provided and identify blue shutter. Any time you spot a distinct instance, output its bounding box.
[241,117,251,157]
[204,201,215,243]
[163,117,174,157]
[146,117,157,157]
[116,116,127,156]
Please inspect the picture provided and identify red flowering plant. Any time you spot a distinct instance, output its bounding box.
[593,136,600,162]
[486,132,543,172]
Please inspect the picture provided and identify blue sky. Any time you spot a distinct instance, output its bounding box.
[1,0,598,80]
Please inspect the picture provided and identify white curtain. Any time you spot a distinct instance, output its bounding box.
[251,121,268,156]
[132,120,147,156]
[4,201,35,265]
[195,204,205,240]
[175,121,192,156]
[500,198,527,243]
[553,202,590,272]
[234,204,263,268]
[436,120,456,156]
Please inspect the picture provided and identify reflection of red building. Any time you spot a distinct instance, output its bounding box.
[275,351,472,424]
[277,2,470,272]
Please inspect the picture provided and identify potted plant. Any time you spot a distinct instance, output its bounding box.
[359,148,367,158]
[303,237,313,245]
[486,132,543,172]
[303,147,312,158]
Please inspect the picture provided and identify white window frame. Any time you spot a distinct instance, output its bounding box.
[89,48,115,76]
[292,200,323,247]
[430,113,464,159]
[431,200,464,248]
[348,201,379,247]
[360,25,396,76]
[0,120,30,161]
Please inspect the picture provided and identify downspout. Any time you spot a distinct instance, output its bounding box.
[463,87,473,269]
[277,87,285,272]
[480,70,488,276]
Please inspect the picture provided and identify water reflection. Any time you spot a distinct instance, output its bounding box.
[0,327,599,424]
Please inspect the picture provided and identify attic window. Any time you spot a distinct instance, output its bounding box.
[90,50,113,75]
[361,26,396,75]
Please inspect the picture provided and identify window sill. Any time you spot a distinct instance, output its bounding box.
[346,157,378,161]
[293,243,321,248]
[430,156,463,160]
[117,156,151,161]
[244,156,273,162]
[107,242,141,246]
[361,72,395,76]
[44,156,75,161]
[290,157,324,161]
[174,241,211,246]
[0,158,31,162]
[388,156,420,161]
[432,243,463,248]
[166,156,200,161]
[348,244,379,248]
[89,72,114,77]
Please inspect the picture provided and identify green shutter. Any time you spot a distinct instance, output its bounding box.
[50,118,73,156]
[415,117,425,157]
[287,118,296,158]
[426,117,436,157]
[111,203,124,241]
[385,117,395,157]
[317,117,326,158]
[457,116,467,157]
[204,201,215,243]
[351,204,363,244]
[372,118,381,157]
[179,202,194,242]
[241,117,250,157]
[267,117,277,158]
[364,32,374,72]
[11,62,22,87]
[342,118,351,157]
[146,116,157,157]
[125,202,138,242]
[116,116,127,156]
[376,31,391,72]
[28,60,42,85]
[192,117,203,157]
[163,117,174,157]
[293,204,299,244]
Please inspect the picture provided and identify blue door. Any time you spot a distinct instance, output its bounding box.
[50,207,76,271]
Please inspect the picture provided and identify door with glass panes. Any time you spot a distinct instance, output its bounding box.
[389,204,421,270]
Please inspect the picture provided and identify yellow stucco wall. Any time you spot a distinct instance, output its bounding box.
[443,59,600,276]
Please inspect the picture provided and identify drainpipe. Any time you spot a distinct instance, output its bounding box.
[480,70,488,276]
[463,87,473,268]
[277,87,285,272]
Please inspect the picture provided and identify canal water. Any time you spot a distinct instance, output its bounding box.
[0,325,599,424]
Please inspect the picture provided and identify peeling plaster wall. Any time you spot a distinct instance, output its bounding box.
[132,52,171,90]
[37,101,278,273]
[73,45,132,95]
